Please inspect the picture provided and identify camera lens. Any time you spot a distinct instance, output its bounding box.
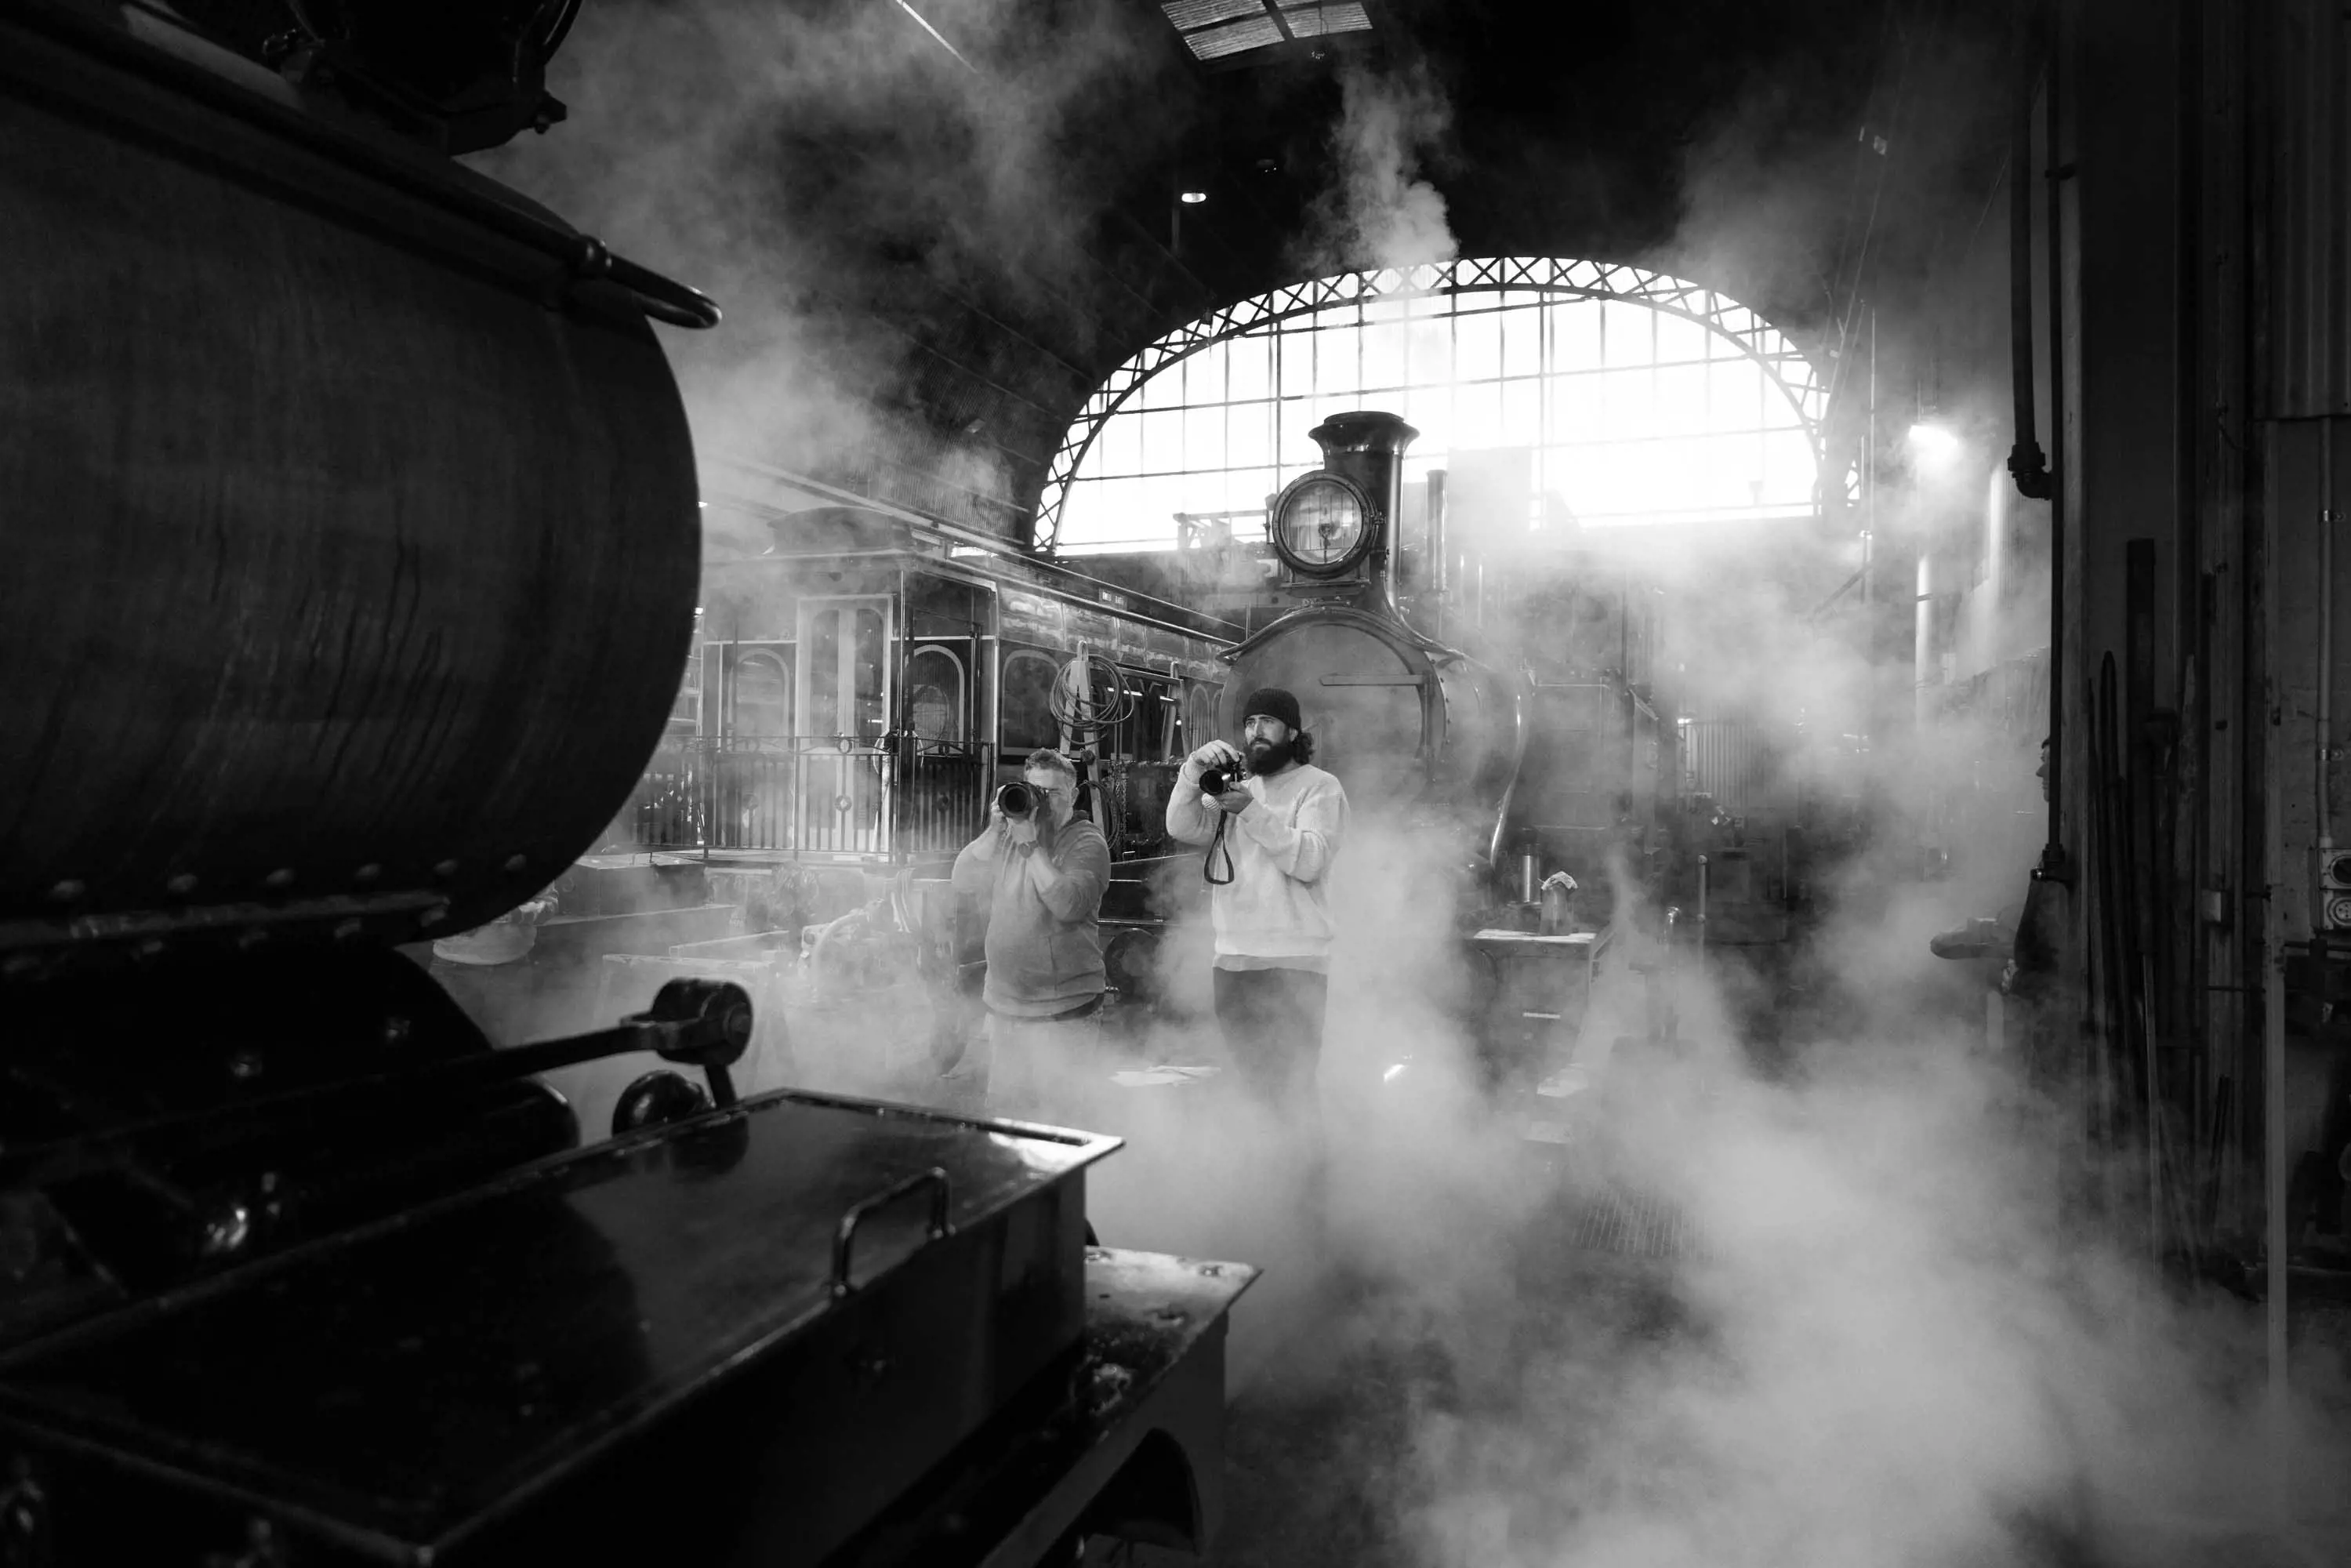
[1199,768,1227,797]
[997,781,1033,817]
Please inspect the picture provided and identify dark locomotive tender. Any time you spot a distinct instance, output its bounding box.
[0,5,1251,1563]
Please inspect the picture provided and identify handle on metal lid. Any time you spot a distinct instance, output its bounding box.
[830,1166,953,1298]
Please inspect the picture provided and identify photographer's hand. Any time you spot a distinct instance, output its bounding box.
[1214,786,1253,815]
[1185,739,1244,775]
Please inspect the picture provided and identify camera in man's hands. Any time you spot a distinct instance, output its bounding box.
[1198,763,1246,797]
[996,780,1034,818]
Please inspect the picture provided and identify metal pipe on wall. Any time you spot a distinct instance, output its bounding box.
[2008,0,2055,505]
[2320,426,2335,855]
[2041,5,2070,865]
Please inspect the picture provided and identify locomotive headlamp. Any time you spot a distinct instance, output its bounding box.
[1268,470,1375,575]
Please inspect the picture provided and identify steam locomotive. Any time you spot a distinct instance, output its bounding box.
[0,5,1250,1562]
[1192,411,1839,1088]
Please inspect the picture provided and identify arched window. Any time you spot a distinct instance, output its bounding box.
[1037,258,1826,553]
[904,645,965,742]
[731,648,791,736]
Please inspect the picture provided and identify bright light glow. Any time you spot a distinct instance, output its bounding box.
[1180,190,1209,205]
[1907,422,1961,466]
[1048,263,1826,552]
[1381,1063,1407,1083]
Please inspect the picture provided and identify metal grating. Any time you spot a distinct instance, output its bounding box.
[1682,719,1777,811]
[1571,1185,1702,1259]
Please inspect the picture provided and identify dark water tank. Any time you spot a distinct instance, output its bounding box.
[0,8,702,963]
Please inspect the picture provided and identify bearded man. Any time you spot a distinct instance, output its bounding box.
[1165,687,1349,1116]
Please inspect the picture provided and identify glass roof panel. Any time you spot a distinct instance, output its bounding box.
[1161,0,1265,28]
[1185,15,1284,58]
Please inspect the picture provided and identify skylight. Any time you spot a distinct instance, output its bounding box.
[1157,0,1373,65]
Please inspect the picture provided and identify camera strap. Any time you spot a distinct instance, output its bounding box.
[1203,812,1235,886]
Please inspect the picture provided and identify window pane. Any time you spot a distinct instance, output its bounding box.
[1184,402,1224,468]
[1654,310,1709,366]
[1228,334,1272,403]
[1002,652,1059,751]
[1362,318,1407,394]
[1228,400,1275,470]
[1139,365,1181,412]
[1602,302,1654,369]
[1497,379,1542,449]
[1555,299,1602,370]
[1137,408,1183,472]
[1456,307,1502,383]
[1279,328,1317,398]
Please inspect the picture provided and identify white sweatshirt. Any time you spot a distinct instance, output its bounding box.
[1165,758,1349,969]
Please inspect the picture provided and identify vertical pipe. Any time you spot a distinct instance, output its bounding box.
[1864,308,1878,612]
[2044,0,2069,859]
[1697,854,1709,982]
[1428,469,1449,642]
[2320,426,2335,854]
[2263,431,2290,1454]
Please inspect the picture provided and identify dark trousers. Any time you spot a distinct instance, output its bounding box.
[1211,965,1328,1112]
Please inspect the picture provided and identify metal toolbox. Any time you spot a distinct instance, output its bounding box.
[0,1089,1118,1566]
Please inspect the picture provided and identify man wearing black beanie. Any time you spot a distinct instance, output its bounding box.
[1166,686,1349,1123]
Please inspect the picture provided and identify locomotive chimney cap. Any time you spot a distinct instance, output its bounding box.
[1308,411,1420,456]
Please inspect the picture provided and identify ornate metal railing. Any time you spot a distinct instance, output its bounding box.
[627,735,992,859]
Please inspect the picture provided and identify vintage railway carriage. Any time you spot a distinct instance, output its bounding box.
[629,488,1238,867]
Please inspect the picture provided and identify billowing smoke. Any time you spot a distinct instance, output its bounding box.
[1297,62,1459,275]
[476,0,1171,522]
[436,11,2351,1561]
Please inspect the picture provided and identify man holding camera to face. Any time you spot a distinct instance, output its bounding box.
[950,749,1112,1120]
[1165,688,1348,1120]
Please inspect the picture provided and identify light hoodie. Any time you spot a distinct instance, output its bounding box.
[950,815,1112,1017]
[1165,757,1348,970]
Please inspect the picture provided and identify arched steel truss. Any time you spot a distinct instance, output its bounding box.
[1032,255,1829,554]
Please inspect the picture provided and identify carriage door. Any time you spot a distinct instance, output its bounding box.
[794,597,892,853]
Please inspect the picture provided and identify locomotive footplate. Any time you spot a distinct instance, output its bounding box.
[0,1091,1255,1566]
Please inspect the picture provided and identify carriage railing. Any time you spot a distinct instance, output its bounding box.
[626,735,992,860]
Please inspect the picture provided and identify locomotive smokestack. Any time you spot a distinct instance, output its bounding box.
[1308,410,1417,608]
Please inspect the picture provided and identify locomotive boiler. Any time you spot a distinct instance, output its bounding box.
[1220,412,1533,875]
[1219,412,1679,916]
[0,4,1250,1563]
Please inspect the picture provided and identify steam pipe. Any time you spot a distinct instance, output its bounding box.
[2007,5,2055,503]
[2034,2,2070,872]
[1486,677,1530,874]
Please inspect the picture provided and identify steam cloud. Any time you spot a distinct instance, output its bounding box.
[1297,62,1460,275]
[452,9,2350,1563]
[477,0,1172,530]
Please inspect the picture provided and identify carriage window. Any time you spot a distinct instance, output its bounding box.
[1117,677,1173,761]
[1184,683,1221,750]
[800,600,890,739]
[1001,651,1061,752]
[905,646,965,742]
[733,648,791,736]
